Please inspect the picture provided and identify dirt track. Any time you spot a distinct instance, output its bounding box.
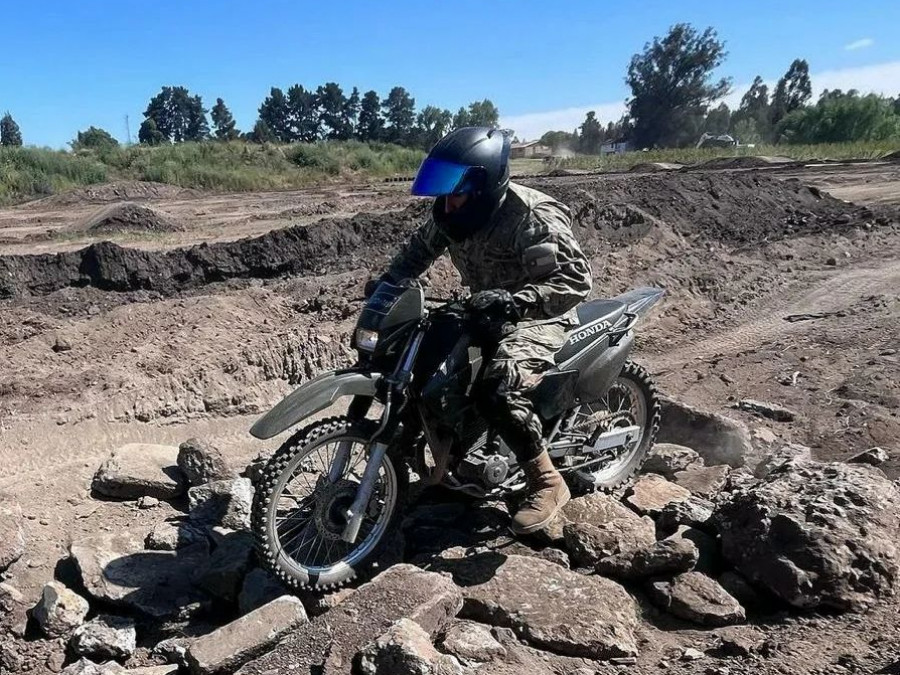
[1,161,899,674]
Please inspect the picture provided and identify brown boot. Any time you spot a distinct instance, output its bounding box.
[511,450,571,535]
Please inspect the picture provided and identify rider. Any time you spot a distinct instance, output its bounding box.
[368,127,593,534]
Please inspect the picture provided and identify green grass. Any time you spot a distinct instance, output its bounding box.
[0,140,425,206]
[3,138,897,207]
[539,140,900,173]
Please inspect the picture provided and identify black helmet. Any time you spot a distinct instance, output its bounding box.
[411,127,511,241]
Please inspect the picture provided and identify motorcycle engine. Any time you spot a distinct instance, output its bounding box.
[456,434,515,487]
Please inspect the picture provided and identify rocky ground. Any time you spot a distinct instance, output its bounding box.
[1,160,899,674]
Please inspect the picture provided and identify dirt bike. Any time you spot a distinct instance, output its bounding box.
[249,281,663,590]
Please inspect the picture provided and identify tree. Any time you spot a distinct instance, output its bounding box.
[210,98,239,140]
[704,103,731,135]
[770,59,812,131]
[357,90,384,141]
[465,99,500,127]
[731,118,763,145]
[287,84,320,142]
[415,105,453,149]
[776,92,900,144]
[626,24,731,148]
[247,119,277,144]
[343,87,361,139]
[382,86,416,145]
[451,106,470,130]
[71,126,119,151]
[138,118,165,146]
[733,76,771,139]
[258,87,292,142]
[578,111,604,153]
[317,82,350,139]
[143,86,209,142]
[540,130,579,152]
[0,113,23,146]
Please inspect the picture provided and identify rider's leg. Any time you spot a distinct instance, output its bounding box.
[476,322,571,534]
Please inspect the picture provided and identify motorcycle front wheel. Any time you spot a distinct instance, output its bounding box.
[251,416,407,591]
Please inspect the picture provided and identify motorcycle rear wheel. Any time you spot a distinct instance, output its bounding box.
[251,416,408,591]
[571,361,660,492]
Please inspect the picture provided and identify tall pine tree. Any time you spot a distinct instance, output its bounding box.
[211,98,239,140]
[0,113,23,146]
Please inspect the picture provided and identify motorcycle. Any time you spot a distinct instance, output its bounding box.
[249,281,664,590]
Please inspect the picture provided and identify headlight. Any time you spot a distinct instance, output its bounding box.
[355,328,379,352]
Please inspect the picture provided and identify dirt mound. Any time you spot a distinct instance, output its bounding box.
[26,181,200,209]
[533,171,892,248]
[0,173,895,299]
[628,162,684,173]
[884,149,900,161]
[78,202,185,234]
[695,155,796,170]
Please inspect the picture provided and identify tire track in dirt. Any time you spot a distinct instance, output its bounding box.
[645,260,900,370]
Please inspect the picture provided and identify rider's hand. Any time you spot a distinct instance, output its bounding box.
[467,289,520,343]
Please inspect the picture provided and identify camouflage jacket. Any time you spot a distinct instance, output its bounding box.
[387,182,592,327]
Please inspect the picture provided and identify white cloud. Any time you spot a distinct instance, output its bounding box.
[502,61,900,140]
[844,38,874,51]
[501,101,626,141]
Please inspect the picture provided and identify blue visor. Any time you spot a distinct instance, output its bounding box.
[410,158,471,197]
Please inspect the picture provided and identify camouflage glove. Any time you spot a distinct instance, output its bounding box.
[467,289,521,344]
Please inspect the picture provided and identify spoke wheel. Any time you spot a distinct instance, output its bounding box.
[252,417,407,591]
[571,361,660,492]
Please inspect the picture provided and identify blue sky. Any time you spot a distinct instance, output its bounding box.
[2,0,899,147]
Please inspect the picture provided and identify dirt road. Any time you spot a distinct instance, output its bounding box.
[0,160,898,674]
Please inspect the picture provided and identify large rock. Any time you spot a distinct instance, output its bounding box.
[658,397,752,467]
[92,443,186,500]
[145,521,208,551]
[624,474,691,516]
[188,478,253,531]
[70,615,137,660]
[238,568,288,615]
[0,582,28,637]
[437,553,639,659]
[596,538,698,580]
[31,581,90,638]
[563,518,656,568]
[542,492,640,542]
[197,531,254,602]
[178,438,236,487]
[440,620,506,664]
[0,496,25,572]
[356,618,463,675]
[185,596,307,675]
[642,444,704,479]
[655,495,715,536]
[672,465,731,500]
[716,458,900,611]
[60,659,126,675]
[236,565,463,674]
[753,443,812,479]
[647,572,745,626]
[70,533,211,619]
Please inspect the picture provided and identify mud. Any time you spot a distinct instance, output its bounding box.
[79,202,184,234]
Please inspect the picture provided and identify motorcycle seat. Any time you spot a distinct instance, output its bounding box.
[574,299,627,328]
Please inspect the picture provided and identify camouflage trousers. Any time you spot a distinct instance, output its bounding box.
[475,320,570,463]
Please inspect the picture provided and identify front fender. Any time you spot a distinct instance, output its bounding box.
[250,370,382,440]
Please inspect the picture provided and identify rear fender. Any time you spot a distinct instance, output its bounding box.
[611,287,665,319]
[250,370,382,440]
[572,332,634,402]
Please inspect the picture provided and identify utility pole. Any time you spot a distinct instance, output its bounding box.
[125,115,132,145]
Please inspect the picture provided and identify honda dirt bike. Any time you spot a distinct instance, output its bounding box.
[249,281,663,590]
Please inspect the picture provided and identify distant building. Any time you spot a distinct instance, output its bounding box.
[510,140,552,159]
[600,140,631,155]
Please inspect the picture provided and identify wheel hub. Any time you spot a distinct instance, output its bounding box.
[313,479,358,541]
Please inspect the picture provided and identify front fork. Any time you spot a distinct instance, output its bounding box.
[338,329,426,544]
